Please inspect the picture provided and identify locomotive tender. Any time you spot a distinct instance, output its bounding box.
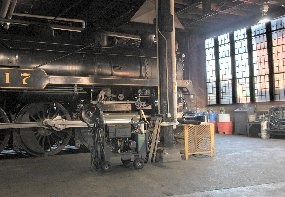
[0,29,191,157]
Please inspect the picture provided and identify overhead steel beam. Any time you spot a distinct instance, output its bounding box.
[176,1,201,15]
[0,17,84,32]
[0,0,11,18]
[12,13,85,28]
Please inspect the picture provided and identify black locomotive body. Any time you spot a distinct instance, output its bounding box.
[0,30,191,157]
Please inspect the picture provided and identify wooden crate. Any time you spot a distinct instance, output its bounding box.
[183,123,215,160]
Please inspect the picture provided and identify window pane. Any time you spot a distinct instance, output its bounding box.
[218,33,232,104]
[272,17,285,101]
[252,23,270,102]
[234,28,250,103]
[205,38,216,105]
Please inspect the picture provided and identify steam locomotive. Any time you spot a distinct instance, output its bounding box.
[0,30,192,157]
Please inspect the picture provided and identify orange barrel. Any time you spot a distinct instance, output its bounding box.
[217,121,233,134]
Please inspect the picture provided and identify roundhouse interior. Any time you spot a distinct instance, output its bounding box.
[1,0,285,196]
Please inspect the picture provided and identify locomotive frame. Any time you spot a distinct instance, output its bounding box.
[0,31,192,157]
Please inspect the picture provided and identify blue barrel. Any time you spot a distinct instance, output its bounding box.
[208,113,218,122]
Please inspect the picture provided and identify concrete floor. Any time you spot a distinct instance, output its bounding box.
[1,135,285,197]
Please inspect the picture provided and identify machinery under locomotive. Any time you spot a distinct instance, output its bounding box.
[0,31,192,158]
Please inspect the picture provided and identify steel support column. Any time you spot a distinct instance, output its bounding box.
[214,37,220,104]
[266,22,275,101]
[157,0,176,147]
[246,28,255,103]
[229,33,237,104]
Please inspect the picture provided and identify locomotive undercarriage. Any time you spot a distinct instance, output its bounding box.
[0,84,160,156]
[0,80,191,157]
[0,60,192,157]
[0,28,192,157]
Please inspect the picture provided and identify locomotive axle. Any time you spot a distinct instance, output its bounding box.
[0,120,88,130]
[0,117,134,130]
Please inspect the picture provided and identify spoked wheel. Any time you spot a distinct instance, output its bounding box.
[133,158,144,169]
[15,103,73,156]
[0,107,11,153]
[101,161,112,172]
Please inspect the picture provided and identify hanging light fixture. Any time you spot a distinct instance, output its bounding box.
[258,3,270,24]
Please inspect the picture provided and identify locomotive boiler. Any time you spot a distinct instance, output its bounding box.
[0,31,192,157]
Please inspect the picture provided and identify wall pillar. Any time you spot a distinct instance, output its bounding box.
[157,0,176,147]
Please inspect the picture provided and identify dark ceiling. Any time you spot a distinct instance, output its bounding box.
[1,0,285,36]
[12,0,145,30]
[174,0,285,35]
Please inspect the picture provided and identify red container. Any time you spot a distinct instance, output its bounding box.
[217,121,233,134]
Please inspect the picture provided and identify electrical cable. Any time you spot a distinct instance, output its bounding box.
[49,0,86,24]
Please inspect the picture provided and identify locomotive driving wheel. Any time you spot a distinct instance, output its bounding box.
[15,103,72,156]
[0,107,11,153]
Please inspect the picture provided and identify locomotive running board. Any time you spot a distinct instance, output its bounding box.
[49,76,159,87]
[0,68,191,89]
[49,77,192,89]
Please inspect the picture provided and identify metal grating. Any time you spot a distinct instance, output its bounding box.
[218,33,232,104]
[206,38,217,105]
[183,123,215,160]
[234,28,250,103]
[252,23,270,102]
[174,124,184,139]
[206,15,285,104]
[272,17,285,101]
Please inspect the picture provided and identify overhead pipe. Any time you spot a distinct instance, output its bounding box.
[82,31,142,47]
[0,17,84,32]
[7,0,17,19]
[12,13,86,29]
[3,0,17,29]
[0,1,84,31]
[102,32,141,40]
[0,0,11,18]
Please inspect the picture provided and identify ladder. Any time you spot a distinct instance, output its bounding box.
[148,117,162,162]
